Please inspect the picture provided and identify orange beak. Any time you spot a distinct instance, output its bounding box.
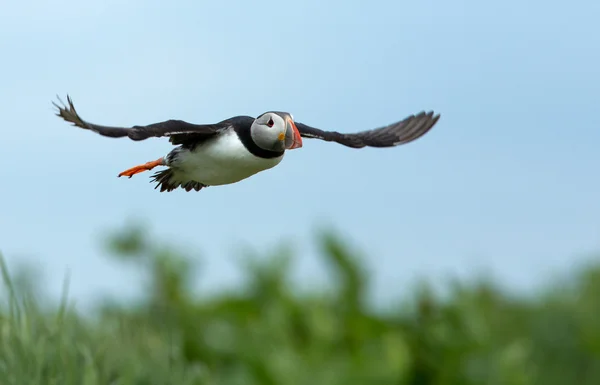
[285,117,303,149]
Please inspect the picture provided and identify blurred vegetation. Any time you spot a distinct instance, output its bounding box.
[1,225,599,385]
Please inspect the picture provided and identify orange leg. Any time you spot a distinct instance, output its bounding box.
[118,157,165,178]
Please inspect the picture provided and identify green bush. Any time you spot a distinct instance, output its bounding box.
[1,225,599,385]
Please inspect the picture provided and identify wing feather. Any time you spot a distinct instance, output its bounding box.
[295,111,440,148]
[52,95,226,143]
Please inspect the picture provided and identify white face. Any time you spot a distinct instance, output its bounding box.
[251,112,301,152]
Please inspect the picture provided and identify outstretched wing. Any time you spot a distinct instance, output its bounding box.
[52,95,228,144]
[295,111,440,149]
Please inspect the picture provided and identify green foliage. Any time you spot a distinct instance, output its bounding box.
[1,226,600,385]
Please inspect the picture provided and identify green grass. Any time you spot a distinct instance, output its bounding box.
[1,225,599,385]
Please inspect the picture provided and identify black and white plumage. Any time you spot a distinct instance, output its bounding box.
[53,95,440,192]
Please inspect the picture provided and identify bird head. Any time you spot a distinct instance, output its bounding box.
[251,111,303,152]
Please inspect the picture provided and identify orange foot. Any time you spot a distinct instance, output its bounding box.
[118,158,165,178]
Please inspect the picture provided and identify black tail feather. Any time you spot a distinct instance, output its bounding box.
[150,169,206,192]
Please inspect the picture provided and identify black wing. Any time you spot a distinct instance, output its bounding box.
[52,95,228,144]
[295,111,440,149]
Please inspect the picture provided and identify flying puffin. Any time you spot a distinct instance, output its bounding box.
[53,95,440,192]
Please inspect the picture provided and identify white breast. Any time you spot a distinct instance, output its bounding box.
[170,130,284,186]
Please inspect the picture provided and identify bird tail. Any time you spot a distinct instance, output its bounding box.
[150,169,206,192]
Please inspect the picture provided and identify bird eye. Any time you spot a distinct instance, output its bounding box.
[267,117,274,127]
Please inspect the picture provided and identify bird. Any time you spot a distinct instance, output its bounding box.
[52,95,440,192]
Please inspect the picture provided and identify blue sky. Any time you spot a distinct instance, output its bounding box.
[1,0,599,306]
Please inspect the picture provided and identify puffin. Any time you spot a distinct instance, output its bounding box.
[53,95,440,192]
